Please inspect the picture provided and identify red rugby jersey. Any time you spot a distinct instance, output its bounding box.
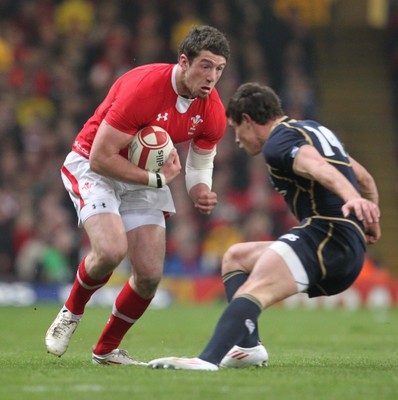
[72,63,226,159]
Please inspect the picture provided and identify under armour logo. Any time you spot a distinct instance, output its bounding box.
[157,113,168,121]
[245,319,255,335]
[280,233,300,242]
[92,202,107,210]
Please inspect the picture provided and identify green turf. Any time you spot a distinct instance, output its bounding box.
[0,303,397,400]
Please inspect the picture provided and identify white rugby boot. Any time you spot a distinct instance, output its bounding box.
[45,309,80,356]
[92,349,148,366]
[148,357,219,371]
[220,344,269,368]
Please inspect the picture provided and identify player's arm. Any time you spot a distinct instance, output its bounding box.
[349,156,379,205]
[90,120,180,186]
[348,156,381,244]
[292,144,380,227]
[185,142,217,214]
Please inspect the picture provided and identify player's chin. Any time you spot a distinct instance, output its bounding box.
[245,147,261,157]
[196,93,210,99]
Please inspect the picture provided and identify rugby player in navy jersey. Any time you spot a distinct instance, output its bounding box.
[148,82,381,370]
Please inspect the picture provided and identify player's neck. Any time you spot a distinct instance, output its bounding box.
[270,116,288,132]
[174,65,195,99]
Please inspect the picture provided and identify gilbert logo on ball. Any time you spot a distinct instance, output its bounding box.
[129,126,174,172]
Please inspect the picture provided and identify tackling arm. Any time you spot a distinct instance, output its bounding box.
[293,145,361,202]
[349,156,379,205]
[293,145,380,229]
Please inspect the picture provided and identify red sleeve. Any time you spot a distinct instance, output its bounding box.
[193,97,226,150]
[105,78,150,134]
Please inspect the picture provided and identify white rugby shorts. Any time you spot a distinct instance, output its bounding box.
[61,151,176,229]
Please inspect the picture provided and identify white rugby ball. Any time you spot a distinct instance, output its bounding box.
[129,126,174,172]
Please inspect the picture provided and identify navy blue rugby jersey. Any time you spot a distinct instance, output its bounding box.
[263,117,361,221]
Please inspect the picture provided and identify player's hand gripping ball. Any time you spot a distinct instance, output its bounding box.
[129,126,174,172]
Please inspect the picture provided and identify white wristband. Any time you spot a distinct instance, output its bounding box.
[148,172,166,188]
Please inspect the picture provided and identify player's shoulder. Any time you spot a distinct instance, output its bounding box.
[274,117,311,130]
[113,63,175,105]
[271,118,320,141]
[200,88,225,118]
[264,118,308,159]
[131,63,173,76]
[118,63,173,88]
[208,87,223,105]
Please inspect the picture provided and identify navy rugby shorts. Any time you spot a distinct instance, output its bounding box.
[277,216,366,297]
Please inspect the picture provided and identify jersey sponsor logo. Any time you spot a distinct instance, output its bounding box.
[280,233,300,242]
[188,114,203,134]
[156,112,168,121]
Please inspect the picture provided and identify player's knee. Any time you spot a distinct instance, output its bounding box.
[134,274,161,297]
[92,243,127,272]
[221,244,241,274]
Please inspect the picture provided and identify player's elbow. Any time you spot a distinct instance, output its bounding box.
[89,152,104,174]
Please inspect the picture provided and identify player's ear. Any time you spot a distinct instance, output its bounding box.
[242,113,252,124]
[179,54,189,70]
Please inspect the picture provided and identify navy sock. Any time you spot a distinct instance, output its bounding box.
[223,271,249,301]
[223,271,260,348]
[199,296,262,365]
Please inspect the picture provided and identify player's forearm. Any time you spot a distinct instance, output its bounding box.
[185,145,215,193]
[312,163,362,203]
[90,153,149,185]
[357,175,379,205]
[350,157,379,205]
[294,145,362,204]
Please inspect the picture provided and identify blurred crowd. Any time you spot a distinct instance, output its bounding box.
[0,0,326,283]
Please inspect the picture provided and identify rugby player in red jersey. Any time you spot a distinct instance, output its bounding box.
[45,25,230,365]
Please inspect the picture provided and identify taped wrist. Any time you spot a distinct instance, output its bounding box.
[148,172,166,188]
[185,146,216,193]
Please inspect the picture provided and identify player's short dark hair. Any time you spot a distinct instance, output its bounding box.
[178,25,230,63]
[226,83,284,125]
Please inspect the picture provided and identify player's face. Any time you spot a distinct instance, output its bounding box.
[179,51,227,99]
[228,117,263,156]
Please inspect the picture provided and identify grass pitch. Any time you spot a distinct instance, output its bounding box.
[0,303,397,400]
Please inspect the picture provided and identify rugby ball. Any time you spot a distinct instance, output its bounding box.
[129,126,174,172]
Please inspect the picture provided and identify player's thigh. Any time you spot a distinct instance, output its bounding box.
[222,241,275,274]
[126,224,166,279]
[236,248,298,308]
[84,213,128,260]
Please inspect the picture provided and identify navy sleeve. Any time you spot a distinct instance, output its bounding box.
[263,127,310,173]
